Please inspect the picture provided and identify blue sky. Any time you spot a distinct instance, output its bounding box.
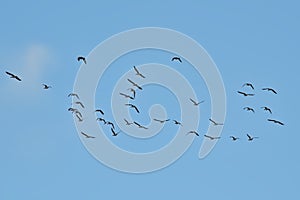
[1,0,299,199]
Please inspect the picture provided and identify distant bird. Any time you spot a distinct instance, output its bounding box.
[238,91,255,97]
[262,87,277,94]
[247,134,258,141]
[133,66,145,78]
[74,110,82,118]
[96,118,106,124]
[189,98,205,106]
[267,119,284,126]
[153,118,170,123]
[242,83,254,90]
[134,121,148,129]
[68,93,80,99]
[81,132,95,138]
[119,92,134,100]
[204,134,221,140]
[42,84,51,89]
[5,71,21,81]
[127,79,143,90]
[77,56,87,64]
[173,120,182,126]
[127,88,136,98]
[106,121,115,129]
[209,118,224,126]
[76,114,83,122]
[261,106,272,114]
[230,136,239,141]
[111,128,120,136]
[95,109,104,115]
[75,101,85,108]
[171,56,182,63]
[186,131,199,136]
[124,118,133,125]
[243,107,255,113]
[125,103,140,113]
[68,107,78,113]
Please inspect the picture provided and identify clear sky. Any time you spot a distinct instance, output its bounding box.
[1,0,299,199]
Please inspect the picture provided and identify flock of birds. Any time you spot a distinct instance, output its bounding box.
[5,55,285,143]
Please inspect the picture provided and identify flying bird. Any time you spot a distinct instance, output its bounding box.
[261,106,272,114]
[68,107,78,113]
[173,120,183,126]
[96,118,106,124]
[119,92,134,100]
[81,132,95,138]
[127,79,143,90]
[111,128,120,136]
[238,91,255,97]
[133,121,148,129]
[243,107,255,113]
[133,66,145,78]
[75,101,85,108]
[189,98,205,106]
[68,93,80,99]
[247,134,258,141]
[127,88,136,98]
[5,71,21,81]
[242,83,254,90]
[42,84,52,89]
[171,56,182,63]
[124,118,133,125]
[204,134,221,140]
[153,118,170,123]
[230,136,239,141]
[95,109,104,115]
[106,121,115,129]
[77,56,87,64]
[209,118,224,126]
[186,131,199,136]
[267,119,284,126]
[262,87,277,94]
[74,110,82,118]
[125,103,140,113]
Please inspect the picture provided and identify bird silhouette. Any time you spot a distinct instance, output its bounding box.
[242,83,254,90]
[127,88,136,98]
[238,91,255,97]
[262,87,277,94]
[120,92,134,100]
[204,134,221,140]
[186,131,199,136]
[125,103,140,113]
[127,79,143,90]
[243,107,255,113]
[133,121,148,129]
[153,118,170,123]
[96,118,106,124]
[106,121,115,129]
[124,118,133,125]
[189,98,204,106]
[171,57,182,63]
[75,101,85,108]
[111,128,120,136]
[81,132,95,138]
[261,106,272,114]
[77,56,87,64]
[95,109,104,115]
[68,93,80,99]
[133,66,145,78]
[267,119,284,126]
[247,134,258,141]
[209,118,224,126]
[230,136,239,141]
[42,84,51,89]
[173,120,182,126]
[5,71,21,81]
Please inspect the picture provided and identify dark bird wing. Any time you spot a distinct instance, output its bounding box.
[246,134,252,140]
[238,91,246,96]
[204,135,214,140]
[5,71,14,76]
[132,105,140,113]
[189,98,197,105]
[209,118,217,125]
[134,121,141,127]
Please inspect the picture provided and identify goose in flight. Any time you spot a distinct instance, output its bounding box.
[124,118,133,125]
[243,107,255,113]
[77,56,87,64]
[153,118,170,123]
[127,88,136,98]
[230,136,239,141]
[95,109,104,115]
[125,103,140,113]
[111,128,120,136]
[261,106,272,114]
[171,56,182,63]
[68,93,80,99]
[42,84,52,89]
[106,121,115,129]
[262,87,277,94]
[96,118,106,124]
[267,119,284,126]
[204,134,221,140]
[81,132,95,138]
[75,101,85,108]
[120,92,134,100]
[238,91,255,97]
[133,66,145,78]
[209,118,224,126]
[134,121,148,129]
[247,134,258,141]
[186,131,199,136]
[68,108,82,118]
[5,71,21,81]
[242,83,254,90]
[127,79,143,90]
[173,120,183,126]
[189,98,205,106]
